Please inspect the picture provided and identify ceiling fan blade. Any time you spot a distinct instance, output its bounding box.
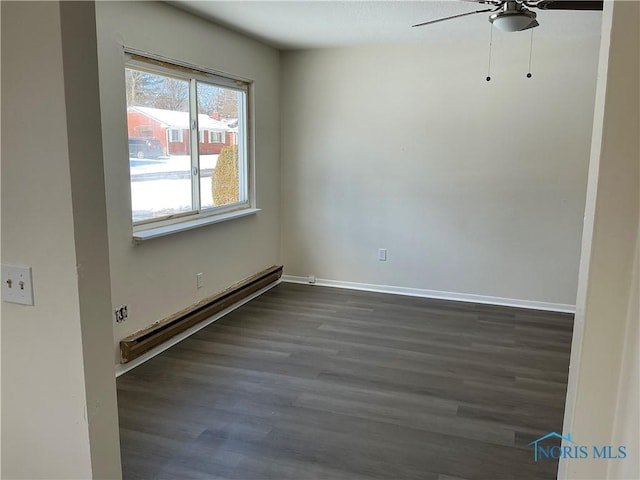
[459,0,503,4]
[412,8,494,28]
[533,0,603,10]
[520,18,540,30]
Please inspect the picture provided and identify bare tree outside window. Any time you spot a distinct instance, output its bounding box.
[125,69,188,111]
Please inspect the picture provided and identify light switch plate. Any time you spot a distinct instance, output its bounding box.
[2,264,34,306]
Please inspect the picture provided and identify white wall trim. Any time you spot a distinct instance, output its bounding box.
[114,279,281,377]
[282,275,576,314]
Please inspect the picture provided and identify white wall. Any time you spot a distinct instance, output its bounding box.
[95,2,281,364]
[561,1,640,478]
[280,32,600,307]
[1,2,121,478]
[609,229,639,480]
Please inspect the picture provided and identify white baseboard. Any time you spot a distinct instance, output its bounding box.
[282,275,575,314]
[115,279,282,377]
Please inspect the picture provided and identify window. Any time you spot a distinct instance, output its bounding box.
[169,128,183,143]
[209,131,224,143]
[124,53,252,233]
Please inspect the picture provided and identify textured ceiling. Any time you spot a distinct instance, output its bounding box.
[169,1,603,50]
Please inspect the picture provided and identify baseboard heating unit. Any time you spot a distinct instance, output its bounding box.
[120,265,283,363]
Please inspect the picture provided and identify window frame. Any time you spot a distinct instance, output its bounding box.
[124,50,255,236]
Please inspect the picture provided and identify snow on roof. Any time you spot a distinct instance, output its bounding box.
[129,106,230,131]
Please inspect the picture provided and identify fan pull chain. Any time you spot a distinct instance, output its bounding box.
[486,24,494,82]
[527,29,534,78]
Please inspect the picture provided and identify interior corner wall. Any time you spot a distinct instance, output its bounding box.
[59,2,122,477]
[560,1,640,478]
[2,1,120,477]
[280,32,600,306]
[608,227,639,480]
[2,3,91,475]
[95,1,281,364]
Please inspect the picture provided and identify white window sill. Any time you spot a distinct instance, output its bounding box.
[133,208,260,242]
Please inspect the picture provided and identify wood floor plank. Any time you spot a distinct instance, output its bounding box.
[117,283,572,479]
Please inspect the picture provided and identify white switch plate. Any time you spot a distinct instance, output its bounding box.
[196,272,204,289]
[2,264,34,306]
[378,249,387,261]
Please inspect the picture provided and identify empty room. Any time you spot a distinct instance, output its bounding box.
[1,1,638,480]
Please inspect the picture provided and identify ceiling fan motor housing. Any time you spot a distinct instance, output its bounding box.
[490,1,539,31]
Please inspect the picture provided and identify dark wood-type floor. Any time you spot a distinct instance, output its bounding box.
[117,283,574,480]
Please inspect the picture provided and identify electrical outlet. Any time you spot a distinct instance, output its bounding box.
[114,305,128,323]
[1,264,34,306]
[196,272,204,289]
[378,248,387,261]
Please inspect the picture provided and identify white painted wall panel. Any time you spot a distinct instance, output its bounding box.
[281,33,600,305]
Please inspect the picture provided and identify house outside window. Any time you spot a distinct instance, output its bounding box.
[124,52,252,236]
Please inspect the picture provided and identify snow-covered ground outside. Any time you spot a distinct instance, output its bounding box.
[130,154,219,221]
[129,154,218,176]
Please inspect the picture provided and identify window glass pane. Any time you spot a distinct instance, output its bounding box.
[125,68,193,222]
[196,81,244,210]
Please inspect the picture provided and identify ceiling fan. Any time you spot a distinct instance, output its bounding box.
[412,0,604,32]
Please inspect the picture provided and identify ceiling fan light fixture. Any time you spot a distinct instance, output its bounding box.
[489,9,538,32]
